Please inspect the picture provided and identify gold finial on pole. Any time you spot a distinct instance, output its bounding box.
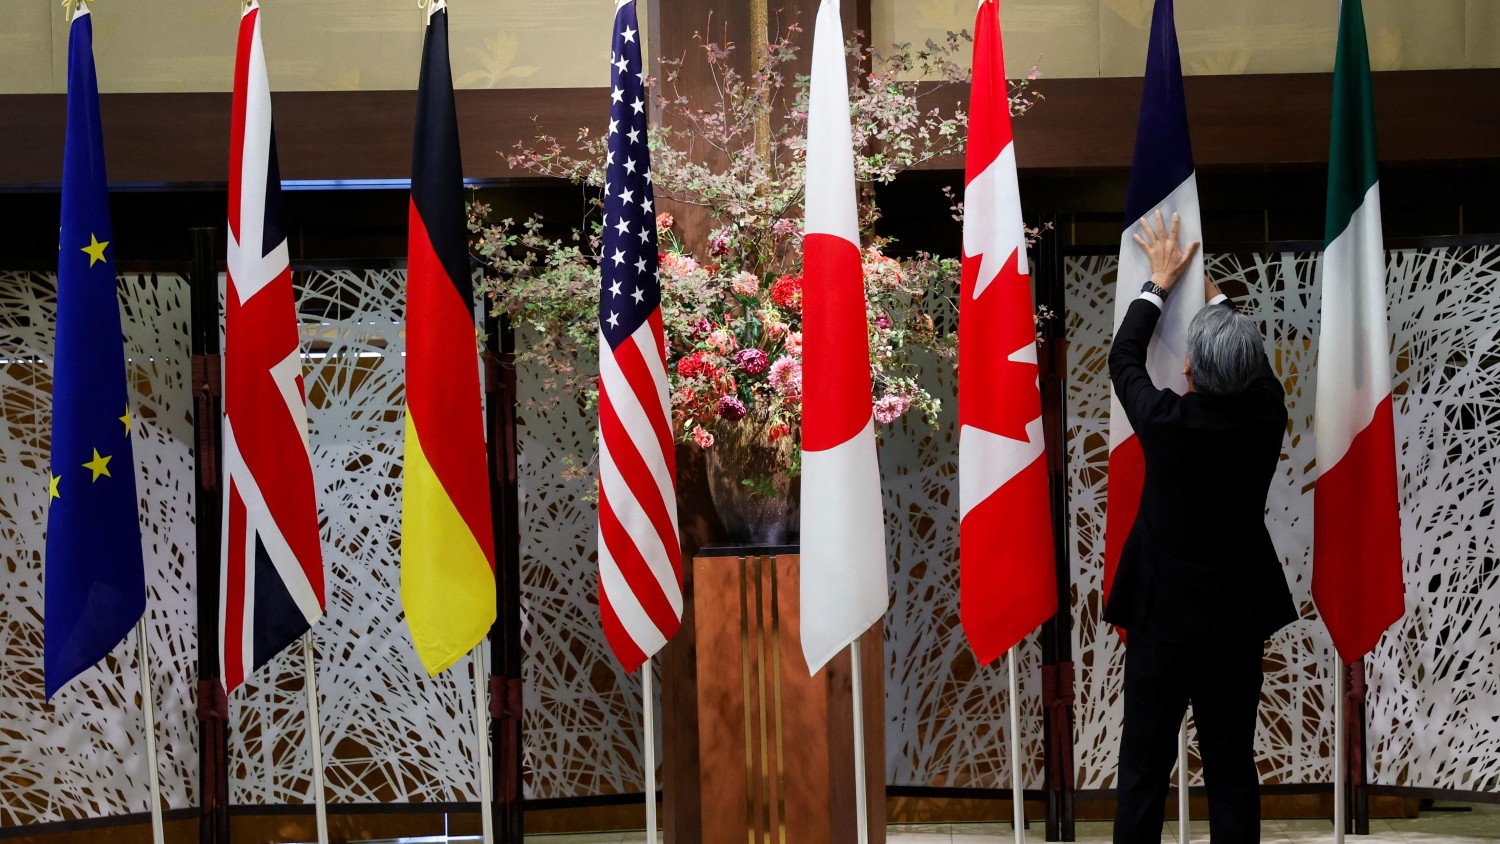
[62,0,92,21]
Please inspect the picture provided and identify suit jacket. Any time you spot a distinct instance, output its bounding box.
[1103,296,1298,644]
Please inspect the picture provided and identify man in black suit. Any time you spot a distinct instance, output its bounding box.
[1107,211,1298,844]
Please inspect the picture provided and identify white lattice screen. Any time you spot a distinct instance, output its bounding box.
[226,269,484,806]
[2,246,1498,826]
[0,271,198,826]
[1063,246,1500,792]
[879,358,1046,790]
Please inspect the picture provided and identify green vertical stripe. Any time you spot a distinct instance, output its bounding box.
[1325,0,1381,244]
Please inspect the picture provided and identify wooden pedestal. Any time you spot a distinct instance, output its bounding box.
[662,546,885,844]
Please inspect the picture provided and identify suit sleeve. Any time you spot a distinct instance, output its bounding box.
[1108,298,1177,430]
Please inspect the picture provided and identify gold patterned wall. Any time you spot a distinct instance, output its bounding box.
[0,0,645,94]
[4,1,1492,95]
[871,0,1499,78]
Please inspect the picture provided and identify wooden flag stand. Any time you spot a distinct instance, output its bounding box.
[661,546,884,844]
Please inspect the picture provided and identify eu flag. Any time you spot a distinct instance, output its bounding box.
[45,4,146,699]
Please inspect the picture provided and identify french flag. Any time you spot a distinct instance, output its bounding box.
[1103,0,1207,619]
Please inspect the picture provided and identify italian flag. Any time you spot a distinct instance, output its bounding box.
[1312,0,1405,664]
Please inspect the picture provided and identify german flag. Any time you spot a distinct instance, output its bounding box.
[401,0,495,676]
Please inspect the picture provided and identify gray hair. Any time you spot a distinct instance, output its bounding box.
[1186,304,1264,395]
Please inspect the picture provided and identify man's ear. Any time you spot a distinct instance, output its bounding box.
[1183,355,1193,386]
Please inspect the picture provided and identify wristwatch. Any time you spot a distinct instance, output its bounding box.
[1141,280,1168,298]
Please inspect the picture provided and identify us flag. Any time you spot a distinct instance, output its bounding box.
[220,0,325,693]
[596,0,682,673]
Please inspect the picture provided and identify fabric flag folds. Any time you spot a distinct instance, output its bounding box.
[220,1,326,693]
[1312,0,1405,664]
[1103,0,1206,618]
[595,0,682,673]
[800,0,889,675]
[958,0,1057,666]
[45,4,147,700]
[402,1,497,676]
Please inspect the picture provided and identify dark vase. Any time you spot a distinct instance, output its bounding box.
[703,433,799,546]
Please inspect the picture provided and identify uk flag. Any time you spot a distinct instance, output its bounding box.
[220,0,325,693]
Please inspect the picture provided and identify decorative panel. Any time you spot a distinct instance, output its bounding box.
[1065,251,1336,789]
[879,357,1046,790]
[1366,246,1500,790]
[0,271,198,825]
[1065,246,1500,794]
[227,268,483,806]
[515,330,652,800]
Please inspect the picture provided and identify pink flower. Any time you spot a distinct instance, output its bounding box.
[693,427,715,449]
[735,348,769,375]
[730,272,760,297]
[874,313,893,331]
[707,329,738,353]
[772,218,799,240]
[873,394,911,425]
[708,229,732,257]
[717,395,748,421]
[689,317,713,339]
[768,356,802,395]
[763,319,788,339]
[661,252,699,277]
[863,253,906,287]
[656,212,675,231]
[783,331,803,356]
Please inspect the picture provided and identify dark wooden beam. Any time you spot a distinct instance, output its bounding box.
[0,87,605,189]
[2,68,1495,190]
[1006,68,1500,172]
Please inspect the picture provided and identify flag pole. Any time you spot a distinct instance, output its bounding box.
[1006,648,1024,844]
[302,633,329,844]
[643,656,657,843]
[473,643,495,844]
[1334,655,1345,844]
[850,636,870,844]
[135,618,165,844]
[1177,717,1189,844]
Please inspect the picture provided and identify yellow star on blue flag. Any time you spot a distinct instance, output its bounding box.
[45,3,145,700]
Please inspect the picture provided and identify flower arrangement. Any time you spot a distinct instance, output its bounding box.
[469,21,1042,482]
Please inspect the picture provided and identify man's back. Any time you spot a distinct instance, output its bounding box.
[1105,297,1297,643]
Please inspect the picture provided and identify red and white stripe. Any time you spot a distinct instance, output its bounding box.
[597,312,682,672]
[957,0,1057,667]
[221,1,324,692]
[799,0,889,675]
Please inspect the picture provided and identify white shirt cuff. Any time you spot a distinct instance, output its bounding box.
[1209,293,1229,306]
[1138,291,1164,310]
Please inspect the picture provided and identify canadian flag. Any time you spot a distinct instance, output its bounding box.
[958,0,1057,666]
